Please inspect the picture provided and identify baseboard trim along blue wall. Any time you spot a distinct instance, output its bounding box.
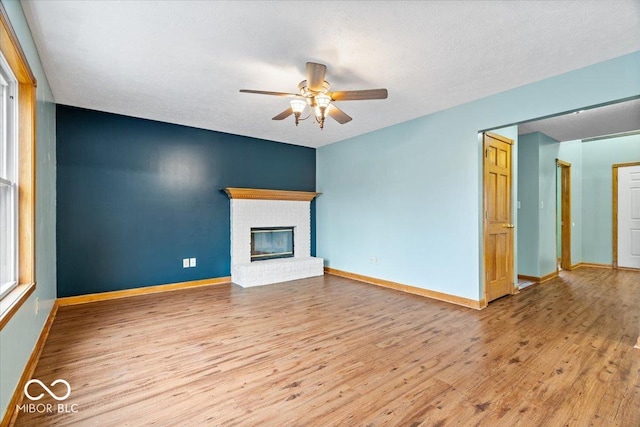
[56,105,315,297]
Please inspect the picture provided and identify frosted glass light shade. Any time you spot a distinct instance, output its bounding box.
[315,94,331,109]
[290,99,307,114]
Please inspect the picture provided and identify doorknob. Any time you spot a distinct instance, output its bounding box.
[502,223,515,229]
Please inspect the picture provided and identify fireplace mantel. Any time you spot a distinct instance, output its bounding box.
[223,187,320,202]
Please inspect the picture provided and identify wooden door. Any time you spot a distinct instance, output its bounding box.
[616,164,640,269]
[558,160,572,270]
[483,132,515,302]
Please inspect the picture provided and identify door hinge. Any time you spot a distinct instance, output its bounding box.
[485,149,489,158]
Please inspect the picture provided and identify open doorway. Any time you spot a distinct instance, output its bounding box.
[515,97,640,284]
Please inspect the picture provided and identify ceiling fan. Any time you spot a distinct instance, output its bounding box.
[240,62,388,129]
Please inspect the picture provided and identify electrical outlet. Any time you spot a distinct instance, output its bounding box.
[183,258,190,268]
[189,257,196,267]
[35,297,39,315]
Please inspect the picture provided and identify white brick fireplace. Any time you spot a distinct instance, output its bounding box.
[224,188,324,287]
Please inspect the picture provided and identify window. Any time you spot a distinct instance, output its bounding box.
[0,3,37,330]
[0,52,17,300]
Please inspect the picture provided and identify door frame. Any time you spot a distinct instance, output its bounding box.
[612,161,640,269]
[482,131,517,304]
[556,159,572,271]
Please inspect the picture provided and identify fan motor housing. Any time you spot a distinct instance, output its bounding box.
[298,80,331,99]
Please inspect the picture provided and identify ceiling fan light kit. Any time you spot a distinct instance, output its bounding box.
[240,62,388,130]
[290,99,307,126]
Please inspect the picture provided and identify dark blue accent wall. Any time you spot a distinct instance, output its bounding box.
[56,105,316,297]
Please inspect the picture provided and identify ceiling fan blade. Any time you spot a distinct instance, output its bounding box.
[306,62,327,92]
[240,89,300,97]
[327,104,352,124]
[272,107,293,120]
[330,89,388,101]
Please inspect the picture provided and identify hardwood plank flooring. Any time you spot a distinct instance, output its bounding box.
[13,268,640,426]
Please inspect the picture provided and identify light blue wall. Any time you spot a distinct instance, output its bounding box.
[582,134,640,264]
[516,131,558,277]
[538,132,561,276]
[317,51,640,301]
[0,0,56,421]
[518,132,580,277]
[517,133,540,276]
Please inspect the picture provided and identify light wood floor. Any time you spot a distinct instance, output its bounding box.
[14,268,640,426]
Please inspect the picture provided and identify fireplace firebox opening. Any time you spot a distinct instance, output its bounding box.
[250,227,294,261]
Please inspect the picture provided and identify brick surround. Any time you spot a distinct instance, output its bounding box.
[229,197,323,287]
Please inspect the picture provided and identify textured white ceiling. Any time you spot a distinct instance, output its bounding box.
[519,98,640,142]
[20,0,640,148]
